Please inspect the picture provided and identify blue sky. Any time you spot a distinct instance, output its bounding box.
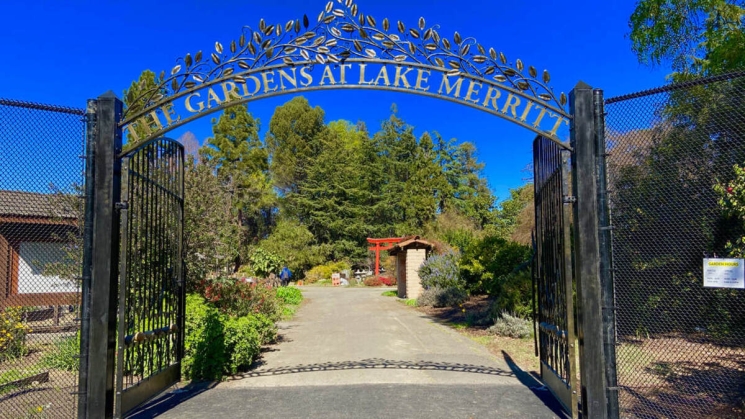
[0,0,670,202]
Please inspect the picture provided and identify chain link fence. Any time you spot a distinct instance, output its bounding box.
[605,72,745,418]
[0,99,86,419]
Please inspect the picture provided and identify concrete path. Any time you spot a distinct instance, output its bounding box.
[129,287,565,419]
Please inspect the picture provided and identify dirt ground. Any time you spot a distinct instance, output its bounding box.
[615,336,745,418]
[1,331,79,419]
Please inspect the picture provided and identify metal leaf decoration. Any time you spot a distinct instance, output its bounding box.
[122,0,567,124]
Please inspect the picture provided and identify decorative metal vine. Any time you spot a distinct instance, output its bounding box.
[122,0,568,123]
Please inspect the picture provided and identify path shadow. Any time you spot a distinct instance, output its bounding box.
[226,357,515,381]
[126,381,217,419]
[501,351,569,419]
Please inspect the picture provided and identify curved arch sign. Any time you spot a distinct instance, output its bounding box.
[121,0,571,148]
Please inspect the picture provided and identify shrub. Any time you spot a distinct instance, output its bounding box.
[364,277,383,287]
[183,294,281,380]
[257,220,328,276]
[0,307,31,361]
[417,287,468,308]
[204,278,282,321]
[418,252,465,291]
[40,333,80,371]
[492,270,533,319]
[246,313,278,344]
[378,276,396,286]
[276,287,303,306]
[183,294,226,381]
[488,312,533,339]
[248,248,284,278]
[305,261,351,284]
[460,236,531,295]
[222,316,261,375]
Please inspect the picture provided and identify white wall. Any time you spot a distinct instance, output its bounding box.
[17,242,79,294]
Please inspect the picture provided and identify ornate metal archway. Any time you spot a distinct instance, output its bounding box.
[80,2,616,419]
[120,0,570,149]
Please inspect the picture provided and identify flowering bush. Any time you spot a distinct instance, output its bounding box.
[203,277,282,321]
[418,252,466,291]
[715,164,745,257]
[378,276,396,286]
[364,276,384,287]
[0,307,31,361]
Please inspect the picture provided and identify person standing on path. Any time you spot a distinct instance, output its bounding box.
[280,266,292,287]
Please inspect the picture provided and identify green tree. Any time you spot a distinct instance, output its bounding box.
[289,120,380,260]
[122,70,165,145]
[490,184,533,240]
[266,97,328,194]
[401,132,449,232]
[183,155,242,290]
[258,219,328,276]
[372,107,419,235]
[446,142,497,227]
[629,0,745,77]
[200,105,276,251]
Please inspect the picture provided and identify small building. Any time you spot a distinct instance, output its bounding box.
[0,190,80,309]
[388,236,433,299]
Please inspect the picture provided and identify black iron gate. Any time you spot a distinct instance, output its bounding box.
[533,135,578,418]
[114,138,185,417]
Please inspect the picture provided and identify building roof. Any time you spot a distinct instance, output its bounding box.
[0,190,79,219]
[388,235,433,255]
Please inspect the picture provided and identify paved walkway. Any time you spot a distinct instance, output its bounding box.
[129,287,564,418]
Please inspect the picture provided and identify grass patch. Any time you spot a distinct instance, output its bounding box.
[404,299,417,307]
[450,322,468,330]
[0,367,43,395]
[381,290,397,297]
[281,304,298,320]
[40,333,80,372]
[468,335,492,345]
[277,286,304,320]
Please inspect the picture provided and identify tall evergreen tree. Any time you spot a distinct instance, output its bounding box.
[266,96,328,194]
[200,104,276,247]
[290,120,379,259]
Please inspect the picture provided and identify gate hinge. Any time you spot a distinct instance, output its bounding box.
[115,202,128,210]
[563,195,577,204]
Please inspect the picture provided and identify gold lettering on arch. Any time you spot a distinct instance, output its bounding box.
[126,62,569,146]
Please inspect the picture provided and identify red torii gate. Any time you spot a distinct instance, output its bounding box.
[367,237,403,277]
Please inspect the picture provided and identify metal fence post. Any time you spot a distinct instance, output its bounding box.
[593,89,620,419]
[569,81,608,418]
[78,99,97,419]
[85,92,122,419]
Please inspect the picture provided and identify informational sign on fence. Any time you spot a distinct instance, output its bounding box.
[703,258,745,289]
